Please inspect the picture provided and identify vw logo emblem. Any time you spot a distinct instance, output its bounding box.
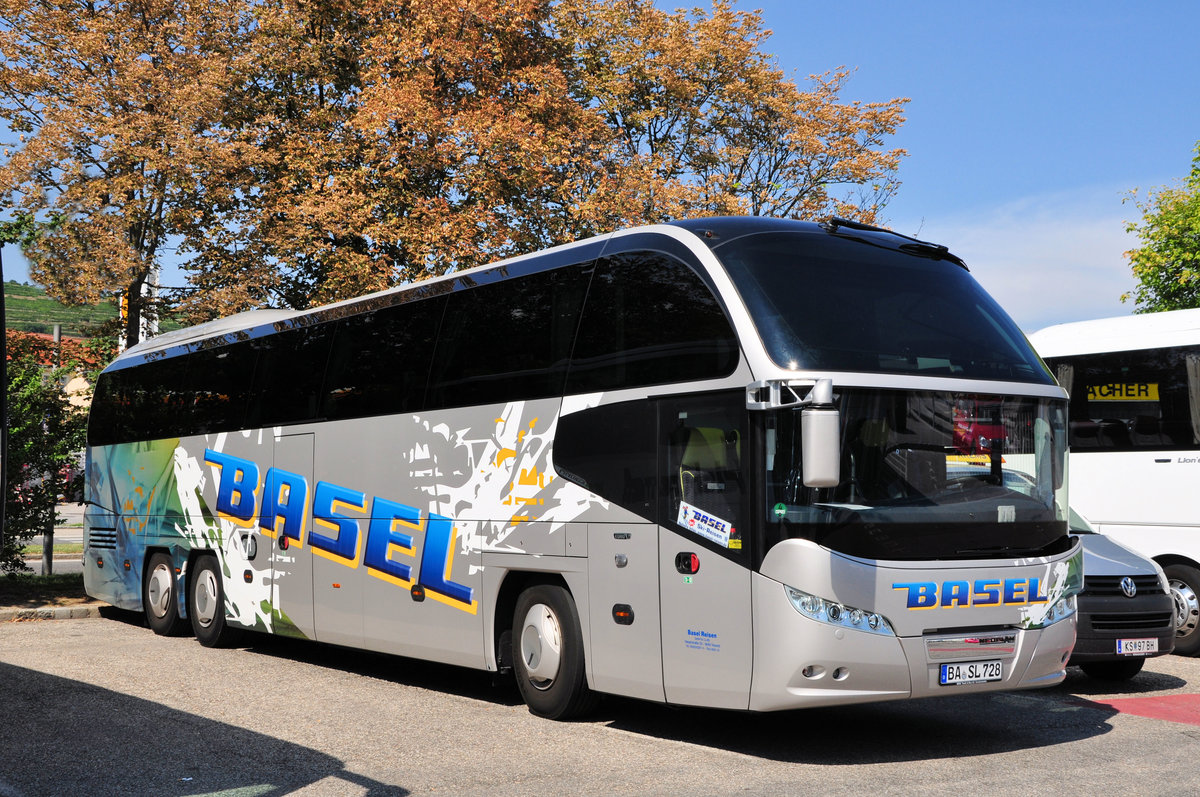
[1120,577,1137,598]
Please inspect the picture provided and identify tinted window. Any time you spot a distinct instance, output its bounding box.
[565,251,739,393]
[427,265,590,409]
[88,355,192,444]
[88,367,137,445]
[663,392,748,558]
[322,296,444,420]
[247,322,335,427]
[187,343,256,434]
[715,231,1053,383]
[554,399,657,519]
[1047,346,1200,451]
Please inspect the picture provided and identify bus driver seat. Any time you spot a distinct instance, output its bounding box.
[676,425,741,526]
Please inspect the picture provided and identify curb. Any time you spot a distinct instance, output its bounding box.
[0,605,105,622]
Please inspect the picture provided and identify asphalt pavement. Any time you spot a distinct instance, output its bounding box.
[3,615,1200,796]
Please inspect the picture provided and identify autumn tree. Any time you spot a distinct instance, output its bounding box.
[0,0,259,347]
[178,0,908,317]
[552,0,908,233]
[1123,141,1200,312]
[4,0,909,327]
[168,0,608,318]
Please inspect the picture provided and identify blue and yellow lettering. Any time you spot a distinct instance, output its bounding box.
[890,575,1055,610]
[204,452,483,615]
[364,497,419,587]
[1003,578,1028,604]
[260,467,308,543]
[310,481,366,565]
[942,580,970,607]
[420,513,476,612]
[893,582,938,609]
[204,449,259,524]
[972,579,1001,606]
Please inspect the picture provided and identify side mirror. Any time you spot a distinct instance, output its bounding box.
[801,379,841,488]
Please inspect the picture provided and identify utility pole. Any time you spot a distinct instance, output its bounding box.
[40,324,63,575]
[1,245,7,558]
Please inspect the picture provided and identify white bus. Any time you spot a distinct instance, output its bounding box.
[1031,308,1200,656]
[84,217,1081,719]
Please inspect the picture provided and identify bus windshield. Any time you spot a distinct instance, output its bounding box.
[763,389,1070,561]
[714,231,1054,384]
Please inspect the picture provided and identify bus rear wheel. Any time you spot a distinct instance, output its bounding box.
[143,552,185,636]
[512,585,596,720]
[1167,563,1200,656]
[189,555,237,648]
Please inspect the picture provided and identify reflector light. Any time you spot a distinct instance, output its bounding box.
[612,604,635,625]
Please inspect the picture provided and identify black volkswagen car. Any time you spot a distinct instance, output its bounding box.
[1070,510,1175,680]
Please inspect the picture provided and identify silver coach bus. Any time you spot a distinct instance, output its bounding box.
[84,216,1082,719]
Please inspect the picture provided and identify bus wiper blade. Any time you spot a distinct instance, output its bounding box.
[955,545,1045,557]
[820,216,968,270]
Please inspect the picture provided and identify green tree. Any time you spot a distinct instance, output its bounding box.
[2,335,88,574]
[1123,141,1200,312]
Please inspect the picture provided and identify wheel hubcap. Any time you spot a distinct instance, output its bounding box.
[147,563,173,618]
[1169,578,1200,640]
[194,570,220,629]
[519,603,562,691]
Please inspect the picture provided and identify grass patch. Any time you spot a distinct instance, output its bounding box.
[0,572,96,608]
[21,543,85,556]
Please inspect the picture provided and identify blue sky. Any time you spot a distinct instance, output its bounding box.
[743,0,1200,331]
[4,1,1198,333]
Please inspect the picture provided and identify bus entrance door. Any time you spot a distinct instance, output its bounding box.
[658,395,753,709]
[658,530,752,709]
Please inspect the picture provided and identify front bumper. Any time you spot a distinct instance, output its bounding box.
[1069,591,1175,663]
[749,573,1078,711]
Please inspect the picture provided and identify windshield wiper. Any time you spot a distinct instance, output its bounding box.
[819,216,969,270]
[955,543,1056,557]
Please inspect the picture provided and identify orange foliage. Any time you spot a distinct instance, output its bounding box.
[0,0,259,344]
[5,329,100,371]
[2,0,908,328]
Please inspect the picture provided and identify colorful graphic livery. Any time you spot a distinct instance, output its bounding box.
[204,448,475,611]
[85,217,1082,719]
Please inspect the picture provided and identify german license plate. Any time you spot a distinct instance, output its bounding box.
[1116,638,1158,655]
[939,660,1003,685]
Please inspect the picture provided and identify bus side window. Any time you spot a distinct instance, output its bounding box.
[321,296,443,420]
[427,265,590,410]
[554,398,656,519]
[248,322,335,427]
[1048,345,1200,453]
[188,344,255,435]
[664,394,747,556]
[565,251,739,394]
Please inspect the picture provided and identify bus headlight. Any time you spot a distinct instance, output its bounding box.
[1022,594,1077,629]
[784,585,895,636]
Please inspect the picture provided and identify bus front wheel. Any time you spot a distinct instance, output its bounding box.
[189,555,237,648]
[512,585,596,720]
[1166,563,1200,657]
[143,552,186,636]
